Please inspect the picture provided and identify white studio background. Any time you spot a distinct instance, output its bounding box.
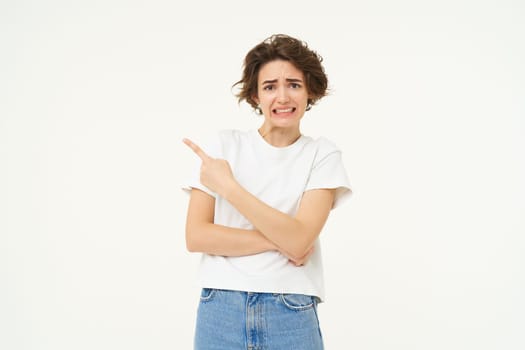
[1,1,524,349]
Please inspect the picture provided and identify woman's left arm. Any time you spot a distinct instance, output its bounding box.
[183,138,336,261]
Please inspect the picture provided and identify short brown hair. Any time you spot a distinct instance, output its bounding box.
[233,34,328,111]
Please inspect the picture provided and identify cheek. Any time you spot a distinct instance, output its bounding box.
[259,96,272,107]
[292,89,308,100]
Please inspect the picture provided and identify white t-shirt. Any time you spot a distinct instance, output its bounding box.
[183,129,351,301]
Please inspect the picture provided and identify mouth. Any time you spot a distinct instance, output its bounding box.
[272,107,296,115]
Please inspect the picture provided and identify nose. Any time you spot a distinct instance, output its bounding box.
[277,86,290,103]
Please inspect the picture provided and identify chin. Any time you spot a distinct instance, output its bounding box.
[269,120,301,130]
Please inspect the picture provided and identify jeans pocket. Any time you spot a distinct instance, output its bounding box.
[279,293,316,311]
[199,288,217,302]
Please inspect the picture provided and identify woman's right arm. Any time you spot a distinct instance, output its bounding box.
[185,188,277,256]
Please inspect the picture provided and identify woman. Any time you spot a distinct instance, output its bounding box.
[183,34,351,349]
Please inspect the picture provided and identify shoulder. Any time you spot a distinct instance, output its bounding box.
[214,129,253,155]
[217,129,251,142]
[196,130,245,158]
[314,136,340,152]
[304,135,342,158]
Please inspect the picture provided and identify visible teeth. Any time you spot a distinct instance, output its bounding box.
[275,108,293,113]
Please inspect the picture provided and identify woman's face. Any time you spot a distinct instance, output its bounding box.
[254,59,310,131]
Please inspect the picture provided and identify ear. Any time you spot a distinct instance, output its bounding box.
[252,95,259,105]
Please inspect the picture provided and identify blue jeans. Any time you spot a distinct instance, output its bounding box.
[194,288,324,350]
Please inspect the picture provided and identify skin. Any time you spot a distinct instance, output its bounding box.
[184,59,335,265]
[254,59,310,147]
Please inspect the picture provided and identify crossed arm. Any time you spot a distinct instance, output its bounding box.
[183,138,335,264]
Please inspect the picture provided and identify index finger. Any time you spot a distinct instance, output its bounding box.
[182,138,211,161]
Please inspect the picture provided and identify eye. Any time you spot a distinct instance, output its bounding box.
[290,83,301,89]
[263,85,274,91]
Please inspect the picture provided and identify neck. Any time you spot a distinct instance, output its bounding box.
[257,125,301,147]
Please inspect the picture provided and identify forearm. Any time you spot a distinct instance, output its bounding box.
[222,182,313,260]
[186,222,277,257]
[182,139,333,262]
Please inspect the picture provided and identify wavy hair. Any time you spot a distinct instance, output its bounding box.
[233,34,328,112]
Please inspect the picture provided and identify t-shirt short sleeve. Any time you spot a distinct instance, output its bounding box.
[181,132,223,198]
[304,140,352,209]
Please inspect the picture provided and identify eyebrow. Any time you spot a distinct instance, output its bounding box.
[262,78,303,85]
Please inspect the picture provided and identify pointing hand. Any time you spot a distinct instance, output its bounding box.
[183,138,237,197]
